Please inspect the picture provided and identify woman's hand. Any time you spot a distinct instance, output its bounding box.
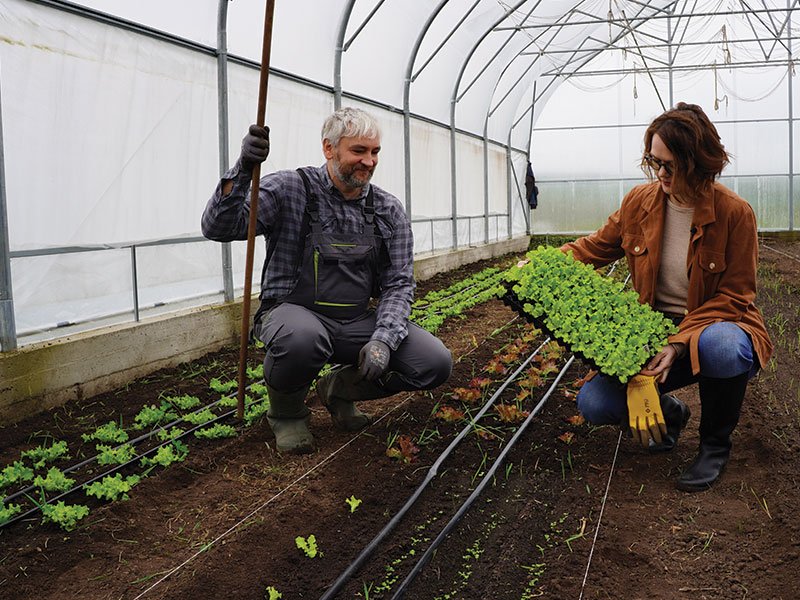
[639,343,685,384]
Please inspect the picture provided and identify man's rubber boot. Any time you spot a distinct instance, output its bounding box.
[316,366,389,432]
[649,394,691,453]
[266,384,315,454]
[676,373,748,492]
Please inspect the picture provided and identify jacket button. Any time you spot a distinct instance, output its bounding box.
[684,309,689,315]
[634,246,640,252]
[709,262,716,270]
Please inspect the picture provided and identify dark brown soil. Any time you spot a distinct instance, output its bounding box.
[1,238,799,600]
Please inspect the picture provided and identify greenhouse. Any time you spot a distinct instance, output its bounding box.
[1,1,799,599]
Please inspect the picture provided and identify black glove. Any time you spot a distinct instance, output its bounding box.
[240,124,270,170]
[357,340,391,382]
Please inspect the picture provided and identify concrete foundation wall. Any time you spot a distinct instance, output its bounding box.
[0,236,530,425]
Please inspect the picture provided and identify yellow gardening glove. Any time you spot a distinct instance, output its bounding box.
[626,374,667,448]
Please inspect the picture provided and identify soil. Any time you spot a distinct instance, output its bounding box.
[1,237,799,600]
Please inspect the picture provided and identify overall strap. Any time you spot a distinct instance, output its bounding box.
[363,185,380,236]
[296,167,320,234]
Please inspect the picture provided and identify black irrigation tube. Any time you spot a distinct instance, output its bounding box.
[321,259,624,598]
[390,355,576,599]
[1,387,269,529]
[318,337,552,600]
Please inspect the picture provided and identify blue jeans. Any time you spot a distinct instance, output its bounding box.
[576,322,758,425]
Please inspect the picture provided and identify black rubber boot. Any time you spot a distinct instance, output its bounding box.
[649,394,691,453]
[266,384,314,454]
[676,373,748,492]
[316,366,390,432]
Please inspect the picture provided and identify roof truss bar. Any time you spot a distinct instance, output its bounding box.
[412,0,482,82]
[520,33,800,55]
[487,2,629,117]
[740,0,798,58]
[668,0,696,63]
[544,57,797,77]
[615,3,667,109]
[627,0,674,16]
[457,0,545,101]
[342,0,389,52]
[495,6,800,30]
[531,5,664,105]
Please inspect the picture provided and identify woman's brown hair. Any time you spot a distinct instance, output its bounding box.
[641,102,730,196]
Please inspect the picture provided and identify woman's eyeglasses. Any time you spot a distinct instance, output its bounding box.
[644,154,674,175]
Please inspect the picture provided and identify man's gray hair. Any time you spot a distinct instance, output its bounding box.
[321,107,381,147]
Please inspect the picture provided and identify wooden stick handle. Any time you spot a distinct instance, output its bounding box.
[238,0,276,420]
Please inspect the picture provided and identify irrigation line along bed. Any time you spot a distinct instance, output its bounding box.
[389,355,577,600]
[0,382,269,529]
[322,260,629,598]
[319,337,555,600]
[131,314,524,598]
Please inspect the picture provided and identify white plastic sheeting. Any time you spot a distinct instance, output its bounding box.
[2,0,798,348]
[530,1,800,234]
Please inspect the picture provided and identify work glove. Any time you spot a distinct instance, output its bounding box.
[240,124,270,170]
[626,374,667,448]
[357,340,391,382]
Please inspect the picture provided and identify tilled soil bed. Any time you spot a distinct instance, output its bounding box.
[1,237,799,600]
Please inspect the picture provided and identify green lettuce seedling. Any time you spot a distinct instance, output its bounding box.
[21,441,70,469]
[40,501,90,531]
[82,421,129,445]
[84,473,141,502]
[264,586,282,600]
[33,467,75,493]
[345,495,362,513]
[0,461,34,489]
[0,502,22,526]
[295,534,319,558]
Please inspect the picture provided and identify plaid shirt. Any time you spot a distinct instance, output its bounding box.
[201,160,415,350]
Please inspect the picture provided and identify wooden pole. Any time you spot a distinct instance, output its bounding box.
[238,0,276,420]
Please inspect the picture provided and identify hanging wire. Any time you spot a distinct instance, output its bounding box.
[713,61,730,110]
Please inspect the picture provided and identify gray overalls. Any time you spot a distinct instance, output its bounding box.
[257,168,451,401]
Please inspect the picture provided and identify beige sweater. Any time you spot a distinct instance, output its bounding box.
[654,199,695,315]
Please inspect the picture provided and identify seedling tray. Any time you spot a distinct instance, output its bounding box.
[501,247,678,382]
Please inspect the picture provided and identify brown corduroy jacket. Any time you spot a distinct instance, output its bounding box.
[561,180,773,376]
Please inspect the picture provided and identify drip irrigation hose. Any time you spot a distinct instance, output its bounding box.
[1,385,269,528]
[390,356,575,599]
[322,259,624,598]
[1,407,243,529]
[318,338,551,600]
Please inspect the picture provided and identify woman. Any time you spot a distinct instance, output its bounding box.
[561,102,772,492]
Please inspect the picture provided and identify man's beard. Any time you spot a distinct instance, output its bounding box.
[332,156,373,189]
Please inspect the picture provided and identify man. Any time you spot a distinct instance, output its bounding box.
[202,107,452,454]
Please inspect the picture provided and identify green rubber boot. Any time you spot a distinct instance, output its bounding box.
[316,366,388,432]
[266,384,314,454]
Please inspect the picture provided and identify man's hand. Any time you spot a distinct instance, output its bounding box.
[240,124,270,170]
[626,374,667,447]
[357,340,391,382]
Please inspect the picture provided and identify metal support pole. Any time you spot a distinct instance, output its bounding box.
[483,123,489,245]
[334,1,357,110]
[131,246,140,321]
[789,0,795,231]
[0,73,17,351]
[217,0,234,302]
